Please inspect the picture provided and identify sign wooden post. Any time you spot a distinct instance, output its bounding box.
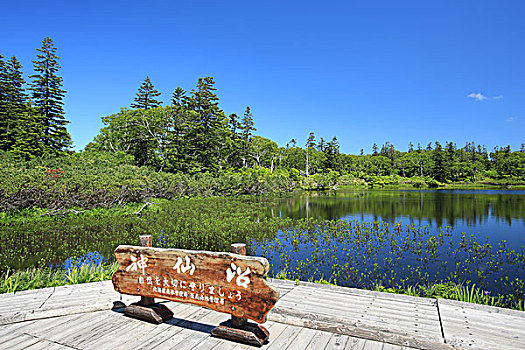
[121,235,174,324]
[112,238,279,346]
[210,243,271,346]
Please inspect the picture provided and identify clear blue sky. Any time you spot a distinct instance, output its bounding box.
[1,1,524,154]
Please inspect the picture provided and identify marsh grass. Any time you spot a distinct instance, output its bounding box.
[0,262,118,293]
[373,281,525,311]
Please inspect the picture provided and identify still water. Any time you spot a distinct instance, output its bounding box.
[253,189,525,295]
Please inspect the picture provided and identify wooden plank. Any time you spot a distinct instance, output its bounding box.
[59,312,128,348]
[188,336,223,350]
[277,294,441,328]
[22,313,86,338]
[439,297,525,318]
[156,311,227,350]
[264,324,302,350]
[40,312,108,344]
[112,245,279,323]
[135,308,220,350]
[269,306,452,350]
[24,339,78,350]
[131,307,215,350]
[324,333,350,350]
[284,327,318,349]
[0,321,34,338]
[297,282,436,306]
[0,332,39,350]
[286,286,438,313]
[82,317,156,350]
[111,303,203,350]
[274,300,441,335]
[438,298,525,350]
[303,330,333,350]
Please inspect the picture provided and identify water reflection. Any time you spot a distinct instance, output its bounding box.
[274,189,525,228]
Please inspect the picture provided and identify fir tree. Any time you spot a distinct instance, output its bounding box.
[372,143,378,156]
[171,86,186,106]
[29,37,71,153]
[0,54,9,150]
[324,136,340,170]
[185,77,228,172]
[4,57,30,152]
[305,132,316,177]
[240,106,256,167]
[132,76,162,109]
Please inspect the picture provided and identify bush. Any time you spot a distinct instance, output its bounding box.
[0,152,296,211]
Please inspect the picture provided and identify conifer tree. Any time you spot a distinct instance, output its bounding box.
[240,106,256,168]
[305,132,316,177]
[29,37,71,153]
[171,87,186,106]
[0,55,35,153]
[185,77,228,172]
[132,76,162,109]
[0,54,9,150]
[4,57,30,152]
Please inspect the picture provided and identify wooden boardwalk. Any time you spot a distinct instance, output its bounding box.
[0,279,523,349]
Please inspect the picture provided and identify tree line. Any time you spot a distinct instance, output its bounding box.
[2,38,524,184]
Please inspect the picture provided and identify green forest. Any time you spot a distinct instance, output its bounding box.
[2,38,525,212]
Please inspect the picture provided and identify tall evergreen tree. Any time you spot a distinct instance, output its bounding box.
[3,57,31,152]
[324,136,340,170]
[132,76,162,109]
[185,77,228,172]
[240,106,256,167]
[432,141,446,182]
[0,53,9,150]
[29,37,71,153]
[372,143,378,156]
[305,132,316,177]
[171,86,185,106]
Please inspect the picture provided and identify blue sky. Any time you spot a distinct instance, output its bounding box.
[1,1,524,154]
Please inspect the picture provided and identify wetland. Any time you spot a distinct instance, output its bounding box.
[1,189,524,307]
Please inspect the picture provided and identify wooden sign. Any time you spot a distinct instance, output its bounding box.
[112,245,279,324]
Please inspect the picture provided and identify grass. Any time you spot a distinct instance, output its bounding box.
[0,262,118,293]
[373,281,525,311]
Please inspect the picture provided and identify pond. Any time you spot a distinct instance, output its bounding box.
[1,189,524,299]
[252,189,525,296]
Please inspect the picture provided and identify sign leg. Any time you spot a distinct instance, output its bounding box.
[123,235,174,324]
[210,243,270,347]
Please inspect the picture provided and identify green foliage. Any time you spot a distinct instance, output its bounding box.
[373,281,524,311]
[0,151,296,212]
[29,37,71,153]
[0,262,118,293]
[131,76,162,110]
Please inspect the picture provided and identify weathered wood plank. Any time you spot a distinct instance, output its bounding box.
[287,286,439,313]
[264,324,303,350]
[149,309,225,350]
[277,294,441,328]
[269,306,452,350]
[164,313,227,350]
[82,318,155,350]
[324,333,350,350]
[112,245,279,323]
[0,332,39,350]
[111,303,203,350]
[59,312,127,348]
[24,339,78,350]
[129,307,215,350]
[303,329,333,350]
[297,282,436,306]
[284,327,318,350]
